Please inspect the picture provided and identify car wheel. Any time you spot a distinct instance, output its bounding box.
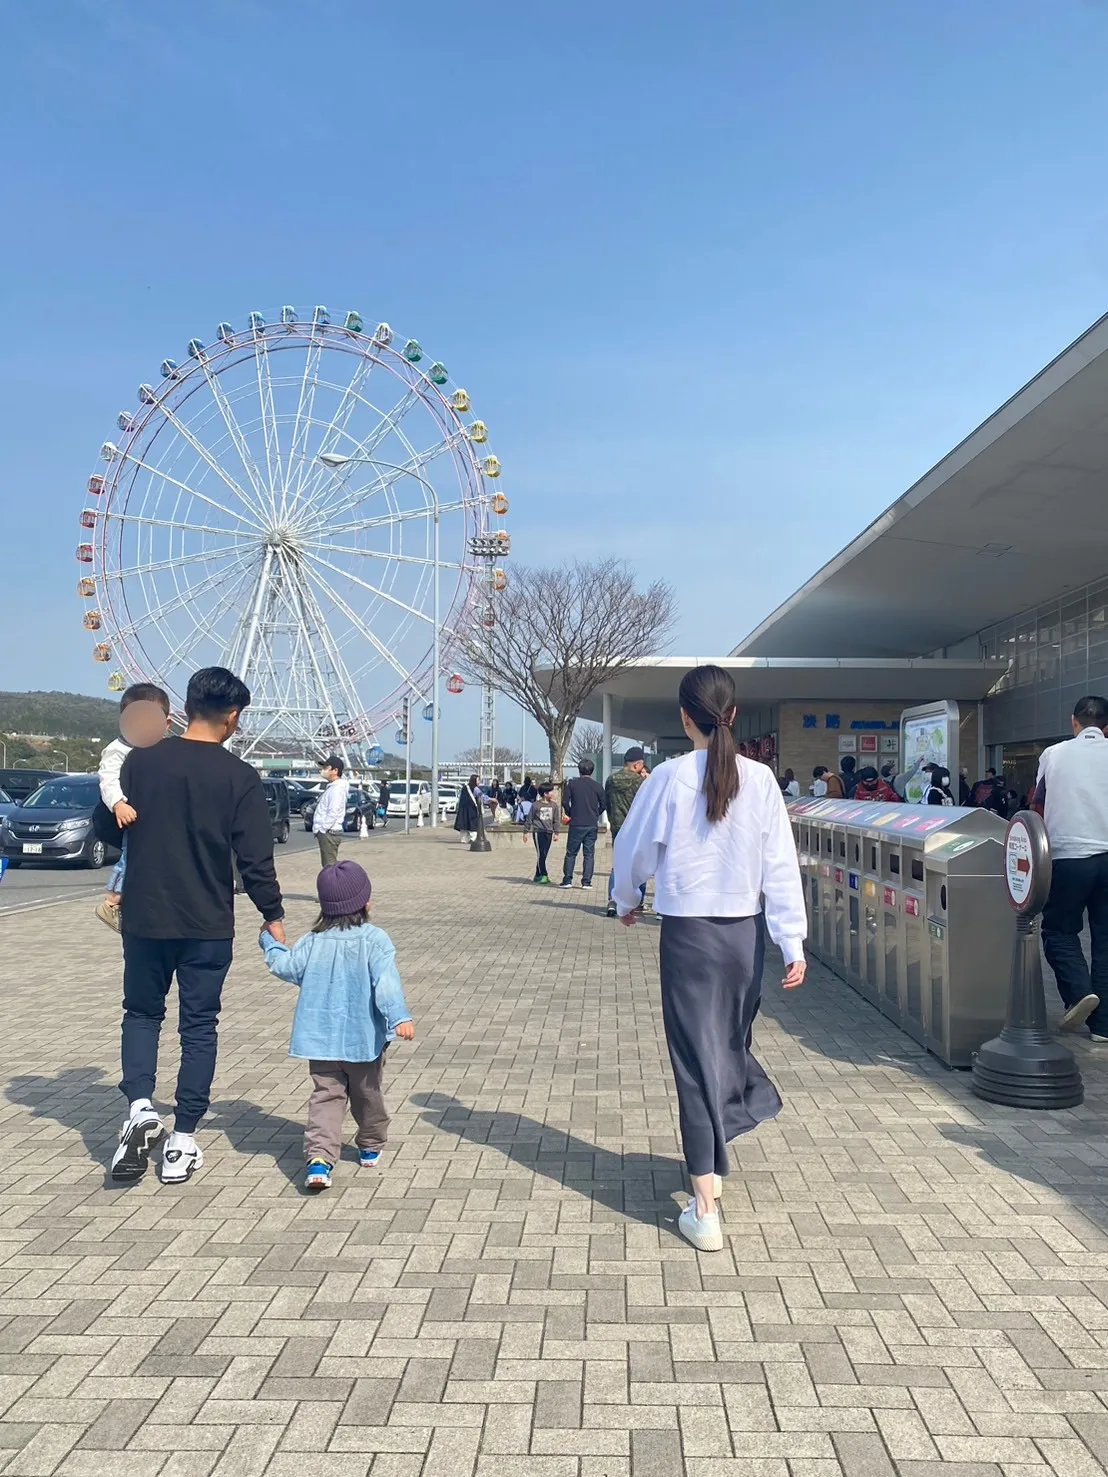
[304,817,312,831]
[85,838,107,869]
[276,820,290,844]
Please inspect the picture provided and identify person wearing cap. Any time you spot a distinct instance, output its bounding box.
[260,859,414,1194]
[604,746,649,917]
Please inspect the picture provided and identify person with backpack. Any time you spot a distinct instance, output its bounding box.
[853,766,899,802]
[970,768,1007,818]
[839,755,858,797]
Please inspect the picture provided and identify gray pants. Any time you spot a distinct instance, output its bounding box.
[305,1057,389,1164]
[317,832,342,867]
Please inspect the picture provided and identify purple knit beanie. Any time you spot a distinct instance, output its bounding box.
[317,859,372,917]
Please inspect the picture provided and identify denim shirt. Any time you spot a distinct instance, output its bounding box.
[260,922,410,1062]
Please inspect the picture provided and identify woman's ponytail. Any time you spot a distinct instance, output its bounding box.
[678,664,740,823]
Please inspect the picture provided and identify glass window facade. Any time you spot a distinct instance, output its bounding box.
[980,575,1108,747]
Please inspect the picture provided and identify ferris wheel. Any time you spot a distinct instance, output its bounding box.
[76,305,509,758]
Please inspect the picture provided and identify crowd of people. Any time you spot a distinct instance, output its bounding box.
[83,659,1108,1258]
[799,752,1020,813]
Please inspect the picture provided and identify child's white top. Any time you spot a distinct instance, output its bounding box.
[98,737,131,810]
[610,751,807,964]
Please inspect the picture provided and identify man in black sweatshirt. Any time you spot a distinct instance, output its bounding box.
[110,667,285,1185]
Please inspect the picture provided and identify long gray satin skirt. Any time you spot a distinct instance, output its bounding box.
[659,914,782,1177]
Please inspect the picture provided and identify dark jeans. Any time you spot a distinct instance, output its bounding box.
[533,832,553,879]
[562,826,598,885]
[120,935,234,1133]
[1042,852,1108,1036]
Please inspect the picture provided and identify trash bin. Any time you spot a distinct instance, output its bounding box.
[788,800,1010,1066]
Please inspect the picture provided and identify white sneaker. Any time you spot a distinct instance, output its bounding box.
[110,1104,165,1182]
[160,1134,204,1184]
[1059,994,1100,1032]
[678,1201,724,1252]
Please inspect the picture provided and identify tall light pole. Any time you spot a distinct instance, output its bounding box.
[317,452,442,827]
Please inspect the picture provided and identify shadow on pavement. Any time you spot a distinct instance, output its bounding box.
[411,1091,688,1240]
[6,1066,149,1192]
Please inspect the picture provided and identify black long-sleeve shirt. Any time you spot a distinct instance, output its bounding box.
[563,775,606,828]
[119,736,284,939]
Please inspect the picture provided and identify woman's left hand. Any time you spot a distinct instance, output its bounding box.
[619,911,637,928]
[782,960,806,989]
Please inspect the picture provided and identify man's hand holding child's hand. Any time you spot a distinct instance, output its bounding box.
[113,801,138,827]
[262,921,287,946]
[395,1021,415,1041]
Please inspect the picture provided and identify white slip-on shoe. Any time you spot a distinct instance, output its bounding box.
[160,1137,204,1185]
[110,1106,165,1182]
[1059,994,1099,1032]
[678,1201,724,1252]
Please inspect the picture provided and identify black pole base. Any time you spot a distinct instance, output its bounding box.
[971,1028,1083,1109]
[469,838,492,853]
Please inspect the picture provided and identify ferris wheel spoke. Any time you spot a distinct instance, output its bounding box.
[319,437,466,523]
[155,558,259,677]
[195,358,272,519]
[283,336,326,513]
[253,331,284,519]
[108,552,255,641]
[305,550,449,630]
[143,397,265,523]
[103,511,248,539]
[282,552,368,732]
[308,349,379,475]
[304,560,430,692]
[105,543,254,583]
[300,542,462,571]
[301,383,425,515]
[117,451,264,531]
[326,497,477,538]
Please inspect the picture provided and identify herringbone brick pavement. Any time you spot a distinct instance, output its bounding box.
[2,830,1108,1476]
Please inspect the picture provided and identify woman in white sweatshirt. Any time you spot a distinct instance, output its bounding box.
[611,664,807,1253]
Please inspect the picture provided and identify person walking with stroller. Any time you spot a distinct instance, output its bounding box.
[260,859,414,1192]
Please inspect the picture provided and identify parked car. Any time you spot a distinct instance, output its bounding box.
[284,780,318,815]
[262,779,291,844]
[0,774,121,869]
[0,768,62,803]
[387,780,432,819]
[436,783,460,817]
[302,786,375,833]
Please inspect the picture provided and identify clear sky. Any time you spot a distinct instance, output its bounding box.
[2,1,1107,762]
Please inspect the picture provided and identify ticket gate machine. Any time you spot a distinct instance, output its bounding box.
[788,800,1010,1066]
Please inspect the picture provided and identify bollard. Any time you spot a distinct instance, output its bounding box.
[469,802,491,854]
[971,811,1083,1109]
[359,816,369,841]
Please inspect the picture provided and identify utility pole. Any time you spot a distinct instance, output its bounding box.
[402,696,412,837]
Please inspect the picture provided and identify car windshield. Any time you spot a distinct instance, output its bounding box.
[394,783,423,794]
[0,789,11,804]
[23,778,99,809]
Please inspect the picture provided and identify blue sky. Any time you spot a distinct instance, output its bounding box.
[2,1,1108,761]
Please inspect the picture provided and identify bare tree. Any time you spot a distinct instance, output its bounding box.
[460,559,676,780]
[454,745,521,767]
[569,723,605,767]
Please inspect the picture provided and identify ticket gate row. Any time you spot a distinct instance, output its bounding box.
[787,799,1012,1067]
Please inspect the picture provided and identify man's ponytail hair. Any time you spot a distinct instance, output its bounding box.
[678,664,739,823]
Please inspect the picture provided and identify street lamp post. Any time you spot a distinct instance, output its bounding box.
[317,452,442,827]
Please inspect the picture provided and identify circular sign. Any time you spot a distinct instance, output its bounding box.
[1003,810,1051,915]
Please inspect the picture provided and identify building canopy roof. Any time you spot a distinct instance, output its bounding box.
[733,312,1108,660]
[572,657,1006,745]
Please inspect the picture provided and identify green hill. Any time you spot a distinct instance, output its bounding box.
[0,690,120,742]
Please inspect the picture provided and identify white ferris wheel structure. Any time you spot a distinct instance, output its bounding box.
[76,305,509,771]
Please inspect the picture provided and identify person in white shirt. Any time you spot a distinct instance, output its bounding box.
[313,756,351,867]
[95,683,172,932]
[1033,694,1108,1040]
[612,664,807,1254]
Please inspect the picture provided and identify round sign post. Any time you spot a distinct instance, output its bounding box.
[971,811,1082,1108]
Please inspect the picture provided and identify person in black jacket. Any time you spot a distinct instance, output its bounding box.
[110,667,285,1187]
[559,759,607,889]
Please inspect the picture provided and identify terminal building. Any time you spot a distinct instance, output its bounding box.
[585,311,1108,801]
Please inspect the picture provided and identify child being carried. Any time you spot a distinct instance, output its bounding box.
[95,683,172,932]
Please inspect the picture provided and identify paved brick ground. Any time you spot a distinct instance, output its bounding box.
[3,830,1108,1476]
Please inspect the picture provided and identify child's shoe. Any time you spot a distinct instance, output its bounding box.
[359,1148,382,1169]
[305,1160,333,1193]
[96,900,122,933]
